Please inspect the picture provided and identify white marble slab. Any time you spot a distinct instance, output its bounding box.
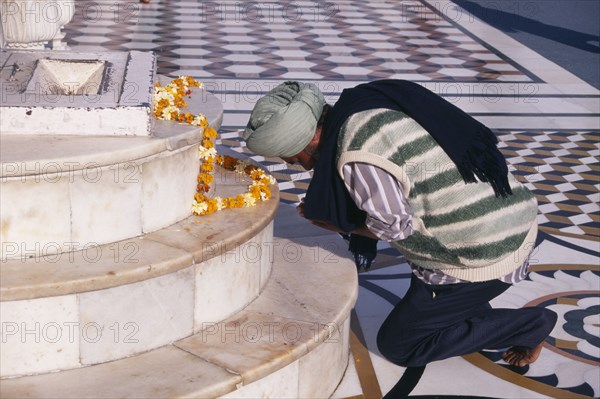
[259,222,274,290]
[78,267,194,365]
[141,145,199,233]
[0,175,71,259]
[298,315,350,398]
[0,295,79,377]
[193,238,261,329]
[70,162,142,247]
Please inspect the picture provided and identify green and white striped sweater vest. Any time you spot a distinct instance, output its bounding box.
[336,109,538,282]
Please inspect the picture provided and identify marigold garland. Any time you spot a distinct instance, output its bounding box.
[152,76,275,217]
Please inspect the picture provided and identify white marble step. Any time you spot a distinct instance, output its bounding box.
[0,222,359,398]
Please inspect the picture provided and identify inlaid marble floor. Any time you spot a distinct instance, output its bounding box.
[61,0,599,397]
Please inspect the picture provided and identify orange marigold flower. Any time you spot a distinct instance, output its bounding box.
[206,199,218,214]
[203,174,214,184]
[235,195,245,208]
[226,198,237,208]
[197,173,214,185]
[204,127,218,138]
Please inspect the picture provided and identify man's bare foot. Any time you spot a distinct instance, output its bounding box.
[502,342,544,367]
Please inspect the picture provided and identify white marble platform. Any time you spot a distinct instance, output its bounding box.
[0,88,223,260]
[0,51,155,137]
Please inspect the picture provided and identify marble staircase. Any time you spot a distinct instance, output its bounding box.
[0,203,359,398]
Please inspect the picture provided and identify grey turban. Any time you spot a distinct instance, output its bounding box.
[243,81,325,157]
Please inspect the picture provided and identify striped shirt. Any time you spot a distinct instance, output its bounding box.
[342,162,529,285]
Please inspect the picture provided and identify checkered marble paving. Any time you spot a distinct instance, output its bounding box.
[499,131,599,238]
[58,0,599,397]
[64,0,535,82]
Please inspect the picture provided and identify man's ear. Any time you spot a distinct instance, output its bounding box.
[311,127,323,148]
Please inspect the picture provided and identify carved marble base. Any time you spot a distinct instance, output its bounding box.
[0,0,74,49]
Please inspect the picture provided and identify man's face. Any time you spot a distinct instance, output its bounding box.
[281,150,316,171]
[280,127,321,171]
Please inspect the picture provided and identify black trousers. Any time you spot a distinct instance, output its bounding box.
[376,274,557,367]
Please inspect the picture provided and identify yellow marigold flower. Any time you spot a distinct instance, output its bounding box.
[235,195,245,208]
[226,198,237,208]
[197,172,213,184]
[194,192,206,202]
[263,186,272,198]
[204,127,218,138]
[206,199,218,214]
[158,99,170,108]
[200,173,214,184]
[201,163,214,172]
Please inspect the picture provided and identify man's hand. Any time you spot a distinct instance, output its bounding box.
[297,200,344,232]
[297,200,306,218]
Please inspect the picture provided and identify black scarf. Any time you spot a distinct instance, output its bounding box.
[303,80,512,269]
